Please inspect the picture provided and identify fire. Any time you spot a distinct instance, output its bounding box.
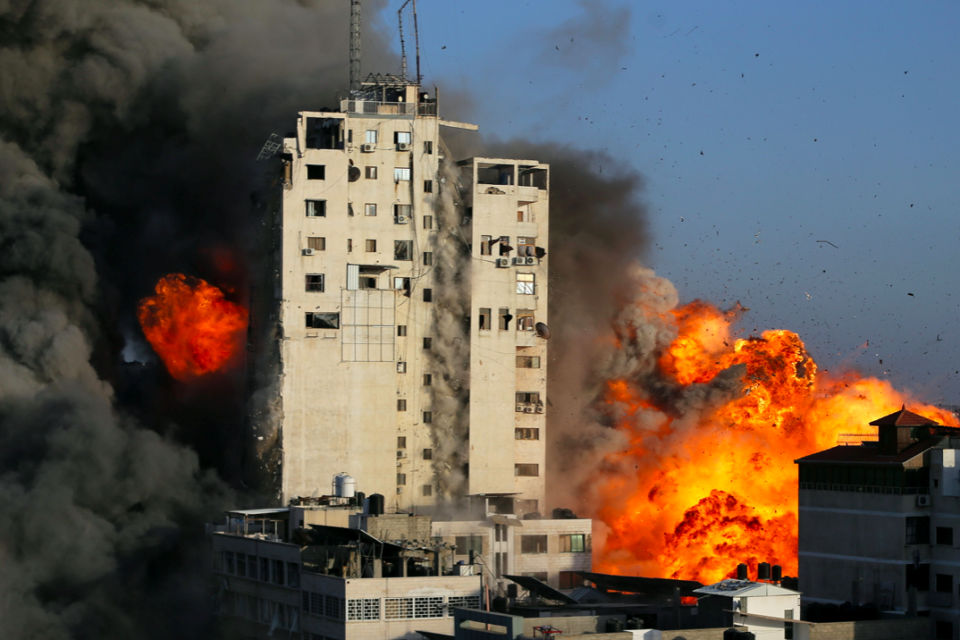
[138,273,248,380]
[593,298,957,585]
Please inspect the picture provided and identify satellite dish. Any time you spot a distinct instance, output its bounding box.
[348,166,361,182]
[535,323,550,340]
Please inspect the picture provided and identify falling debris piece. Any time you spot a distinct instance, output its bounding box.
[685,26,699,36]
[805,292,811,300]
[816,240,839,248]
[908,293,914,297]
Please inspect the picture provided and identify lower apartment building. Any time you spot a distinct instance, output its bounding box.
[210,495,591,639]
[796,407,960,640]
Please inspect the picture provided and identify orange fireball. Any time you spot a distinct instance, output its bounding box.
[592,299,957,585]
[138,273,248,380]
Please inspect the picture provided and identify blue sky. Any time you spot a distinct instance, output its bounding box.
[381,0,960,404]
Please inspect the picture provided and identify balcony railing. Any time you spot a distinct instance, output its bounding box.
[341,100,437,117]
[799,483,926,495]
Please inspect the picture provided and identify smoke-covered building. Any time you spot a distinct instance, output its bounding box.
[795,407,960,639]
[253,71,552,516]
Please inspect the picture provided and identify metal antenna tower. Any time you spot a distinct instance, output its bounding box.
[349,0,361,93]
[398,0,421,83]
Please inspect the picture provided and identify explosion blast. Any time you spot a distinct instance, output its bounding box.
[138,274,248,380]
[591,295,958,584]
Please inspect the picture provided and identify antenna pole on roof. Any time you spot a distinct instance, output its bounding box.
[398,1,409,80]
[349,0,361,92]
[412,0,421,83]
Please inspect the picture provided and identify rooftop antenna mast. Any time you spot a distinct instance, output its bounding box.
[398,0,421,83]
[349,0,361,93]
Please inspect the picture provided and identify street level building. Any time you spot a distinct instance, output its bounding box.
[796,407,960,640]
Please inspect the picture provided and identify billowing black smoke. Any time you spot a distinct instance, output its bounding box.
[0,1,398,637]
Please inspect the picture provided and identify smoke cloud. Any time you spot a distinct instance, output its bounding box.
[0,0,400,637]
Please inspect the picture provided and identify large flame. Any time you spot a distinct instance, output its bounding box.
[594,299,957,585]
[138,273,248,380]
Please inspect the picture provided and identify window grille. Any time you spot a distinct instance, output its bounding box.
[414,596,444,618]
[310,593,323,615]
[384,597,415,620]
[447,595,481,614]
[324,595,343,619]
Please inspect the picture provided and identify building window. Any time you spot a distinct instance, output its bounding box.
[398,436,406,449]
[517,310,535,331]
[394,277,411,296]
[936,621,953,640]
[455,535,483,555]
[397,473,406,486]
[521,535,548,554]
[259,557,269,582]
[394,204,411,222]
[478,308,491,331]
[784,610,794,640]
[907,516,931,544]
[394,167,411,181]
[937,526,954,546]
[424,141,433,154]
[517,273,535,294]
[272,559,285,585]
[515,463,539,477]
[398,325,407,337]
[423,448,432,460]
[422,484,433,497]
[224,550,236,574]
[499,236,511,256]
[906,563,930,591]
[423,251,433,265]
[307,236,325,251]
[423,288,433,302]
[515,428,540,440]
[398,399,407,411]
[424,180,433,193]
[324,595,344,620]
[359,274,377,289]
[498,308,512,331]
[516,392,540,407]
[305,312,339,329]
[560,534,586,553]
[517,355,541,368]
[236,553,247,577]
[517,236,536,256]
[365,166,377,179]
[480,235,492,256]
[395,240,413,261]
[423,373,432,386]
[423,215,433,229]
[423,411,432,423]
[306,200,326,217]
[559,571,583,589]
[396,131,412,145]
[287,563,299,588]
[305,274,324,292]
[347,238,353,252]
[364,203,377,216]
[365,130,378,144]
[365,239,377,252]
[937,573,953,593]
[306,165,326,180]
[347,598,381,622]
[397,361,407,373]
[423,337,432,349]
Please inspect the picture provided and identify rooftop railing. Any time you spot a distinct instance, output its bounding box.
[340,100,437,117]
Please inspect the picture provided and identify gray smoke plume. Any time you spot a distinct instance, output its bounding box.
[424,151,473,499]
[0,0,402,637]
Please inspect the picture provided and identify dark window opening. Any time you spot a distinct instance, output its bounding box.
[480,235,492,256]
[936,573,952,593]
[305,274,324,292]
[478,308,491,331]
[306,165,326,180]
[517,355,540,368]
[397,325,407,337]
[907,516,931,544]
[397,399,407,411]
[422,484,433,497]
[398,436,406,448]
[423,448,432,460]
[423,374,432,386]
[515,463,539,477]
[394,240,413,261]
[394,277,411,296]
[559,571,583,589]
[305,312,339,329]
[906,563,930,592]
[424,180,433,193]
[515,428,539,440]
[478,163,515,186]
[423,337,432,349]
[521,535,547,554]
[499,308,513,331]
[937,526,954,546]
[423,411,432,423]
[423,288,433,302]
[519,166,548,189]
[424,141,433,154]
[306,200,326,217]
[499,237,512,256]
[305,118,344,150]
[423,251,433,266]
[397,473,406,485]
[365,166,377,179]
[455,535,481,555]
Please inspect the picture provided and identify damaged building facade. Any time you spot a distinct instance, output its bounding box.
[259,72,552,514]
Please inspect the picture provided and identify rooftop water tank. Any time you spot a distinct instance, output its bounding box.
[333,473,356,498]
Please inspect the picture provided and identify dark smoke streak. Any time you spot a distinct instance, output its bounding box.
[0,1,399,637]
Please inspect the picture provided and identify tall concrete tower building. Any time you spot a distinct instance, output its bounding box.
[266,74,550,515]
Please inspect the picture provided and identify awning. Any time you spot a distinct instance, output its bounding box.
[504,575,578,604]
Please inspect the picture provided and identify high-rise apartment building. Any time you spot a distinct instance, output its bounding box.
[267,74,550,514]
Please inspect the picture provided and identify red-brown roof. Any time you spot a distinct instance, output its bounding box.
[869,406,940,427]
[794,438,939,466]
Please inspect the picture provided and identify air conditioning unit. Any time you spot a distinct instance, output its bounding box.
[397,487,404,494]
[525,257,537,265]
[917,495,931,507]
[397,142,411,151]
[395,215,409,224]
[397,451,407,459]
[361,143,375,153]
[496,258,509,268]
[302,248,315,256]
[524,407,534,413]
[511,257,523,266]
[516,405,525,412]
[535,406,544,413]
